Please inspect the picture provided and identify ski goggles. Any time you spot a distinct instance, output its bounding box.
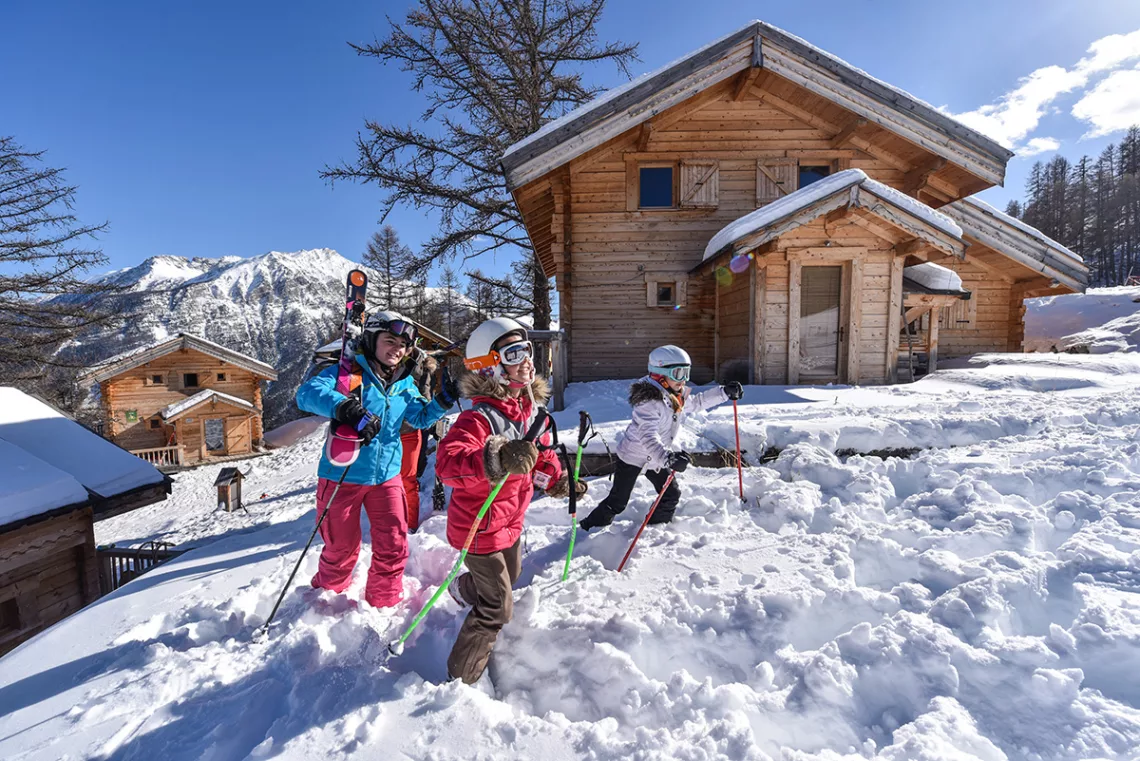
[365,319,417,346]
[654,364,691,382]
[465,340,534,371]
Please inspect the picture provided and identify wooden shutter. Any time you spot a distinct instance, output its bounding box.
[679,160,719,207]
[939,297,976,330]
[756,159,797,206]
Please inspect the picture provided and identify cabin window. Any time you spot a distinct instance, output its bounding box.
[639,166,675,208]
[150,419,162,429]
[183,373,199,388]
[151,374,163,385]
[217,372,226,381]
[656,283,676,305]
[646,279,687,308]
[798,165,832,188]
[0,598,19,633]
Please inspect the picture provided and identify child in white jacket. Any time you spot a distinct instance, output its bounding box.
[579,345,742,530]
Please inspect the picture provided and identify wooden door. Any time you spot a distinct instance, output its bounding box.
[203,418,227,456]
[799,266,843,380]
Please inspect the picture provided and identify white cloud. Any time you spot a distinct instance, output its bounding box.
[949,28,1140,150]
[1017,137,1061,157]
[1071,67,1140,137]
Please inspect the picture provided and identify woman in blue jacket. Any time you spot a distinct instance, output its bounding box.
[295,311,456,608]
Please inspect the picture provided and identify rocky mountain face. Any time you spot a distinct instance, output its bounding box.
[63,249,444,430]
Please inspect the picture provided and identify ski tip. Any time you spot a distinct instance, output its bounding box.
[387,640,405,657]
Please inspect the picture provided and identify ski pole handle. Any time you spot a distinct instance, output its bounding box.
[355,411,376,432]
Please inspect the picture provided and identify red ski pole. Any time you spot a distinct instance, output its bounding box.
[617,471,676,572]
[732,399,744,502]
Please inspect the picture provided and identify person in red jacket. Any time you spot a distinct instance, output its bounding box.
[435,317,583,685]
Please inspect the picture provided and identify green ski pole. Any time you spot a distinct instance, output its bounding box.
[387,409,550,657]
[561,411,592,581]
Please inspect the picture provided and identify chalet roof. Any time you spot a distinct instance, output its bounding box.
[81,333,279,385]
[698,169,964,268]
[941,198,1090,292]
[213,467,243,486]
[160,389,256,422]
[502,20,1013,190]
[903,263,968,296]
[0,387,167,529]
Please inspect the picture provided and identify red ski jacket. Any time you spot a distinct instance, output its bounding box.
[437,373,562,555]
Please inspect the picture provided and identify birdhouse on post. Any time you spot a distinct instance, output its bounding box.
[213,468,244,513]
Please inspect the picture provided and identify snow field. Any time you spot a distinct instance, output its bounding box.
[3,354,1140,758]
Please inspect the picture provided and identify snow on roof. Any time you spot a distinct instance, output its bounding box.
[0,439,90,527]
[83,333,277,384]
[961,197,1084,264]
[160,389,255,421]
[903,262,965,293]
[702,169,963,261]
[0,387,165,500]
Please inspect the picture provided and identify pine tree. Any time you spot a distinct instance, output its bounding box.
[362,224,419,313]
[322,0,637,331]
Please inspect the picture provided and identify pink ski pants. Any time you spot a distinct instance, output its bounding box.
[310,476,408,607]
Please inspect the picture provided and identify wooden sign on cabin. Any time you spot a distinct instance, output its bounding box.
[214,468,244,513]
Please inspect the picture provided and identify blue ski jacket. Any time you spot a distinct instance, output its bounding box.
[295,352,449,486]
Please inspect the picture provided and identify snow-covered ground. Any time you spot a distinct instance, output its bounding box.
[1025,286,1140,353]
[4,354,1140,759]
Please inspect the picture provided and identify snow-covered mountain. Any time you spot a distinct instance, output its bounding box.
[61,249,459,429]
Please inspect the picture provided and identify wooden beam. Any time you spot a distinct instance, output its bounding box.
[894,238,927,257]
[902,157,947,196]
[927,307,939,373]
[887,256,904,383]
[824,205,852,227]
[732,67,762,102]
[637,122,653,151]
[830,118,868,148]
[903,304,933,324]
[846,257,863,384]
[788,260,802,385]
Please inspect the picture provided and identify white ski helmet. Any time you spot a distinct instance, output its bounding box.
[648,345,692,382]
[465,317,529,385]
[362,310,418,355]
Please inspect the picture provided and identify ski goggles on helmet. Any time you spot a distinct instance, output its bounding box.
[464,340,534,371]
[654,364,691,382]
[365,319,417,347]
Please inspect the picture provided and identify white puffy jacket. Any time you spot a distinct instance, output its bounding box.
[615,376,728,471]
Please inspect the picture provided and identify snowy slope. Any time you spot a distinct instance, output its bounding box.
[4,355,1140,759]
[1025,286,1140,353]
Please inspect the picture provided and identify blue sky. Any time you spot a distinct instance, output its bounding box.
[5,0,1140,286]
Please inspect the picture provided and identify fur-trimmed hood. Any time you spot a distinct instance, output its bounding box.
[629,378,665,406]
[457,369,551,403]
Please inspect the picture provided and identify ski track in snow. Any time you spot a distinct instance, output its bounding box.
[4,355,1140,759]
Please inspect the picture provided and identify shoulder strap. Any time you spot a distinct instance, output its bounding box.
[472,402,530,441]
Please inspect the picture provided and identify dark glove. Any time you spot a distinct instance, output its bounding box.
[546,474,589,499]
[435,364,459,408]
[722,381,744,401]
[500,439,539,475]
[666,451,692,473]
[335,397,382,446]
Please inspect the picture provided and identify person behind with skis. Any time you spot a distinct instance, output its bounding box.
[578,345,743,531]
[295,311,459,608]
[398,346,438,533]
[435,317,584,685]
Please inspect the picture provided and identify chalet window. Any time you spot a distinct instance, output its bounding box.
[798,165,831,188]
[757,159,797,206]
[150,419,161,429]
[639,166,675,208]
[939,296,977,331]
[646,279,688,308]
[183,373,199,388]
[151,374,163,385]
[679,160,719,208]
[0,598,20,633]
[217,372,226,381]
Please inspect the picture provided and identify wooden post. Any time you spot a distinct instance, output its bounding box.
[747,267,756,384]
[713,276,720,383]
[754,264,767,385]
[887,257,904,383]
[846,257,863,384]
[788,260,802,385]
[927,307,939,373]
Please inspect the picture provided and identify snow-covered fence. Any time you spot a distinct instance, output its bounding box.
[96,542,185,595]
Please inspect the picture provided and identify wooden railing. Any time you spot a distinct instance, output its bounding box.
[131,445,185,467]
[97,542,187,596]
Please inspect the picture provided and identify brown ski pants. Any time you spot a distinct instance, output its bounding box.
[446,539,522,684]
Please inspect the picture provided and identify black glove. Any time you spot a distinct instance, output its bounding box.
[435,364,459,408]
[666,451,691,473]
[335,397,382,446]
[722,381,744,401]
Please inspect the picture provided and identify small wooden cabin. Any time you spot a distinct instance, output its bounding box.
[0,388,169,655]
[214,468,244,513]
[80,334,278,467]
[502,21,1090,385]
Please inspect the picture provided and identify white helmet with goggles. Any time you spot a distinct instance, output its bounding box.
[648,345,692,383]
[464,317,532,386]
[362,310,418,354]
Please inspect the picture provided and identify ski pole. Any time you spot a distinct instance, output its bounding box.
[617,470,676,573]
[732,399,744,502]
[560,411,591,581]
[259,460,353,637]
[388,410,550,657]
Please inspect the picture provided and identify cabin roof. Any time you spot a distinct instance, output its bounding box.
[80,333,279,385]
[903,262,969,296]
[213,467,243,486]
[502,20,1012,190]
[0,387,168,529]
[941,198,1089,292]
[697,169,964,269]
[160,389,257,422]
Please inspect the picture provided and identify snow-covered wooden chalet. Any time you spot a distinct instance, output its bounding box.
[502,20,1090,385]
[0,388,169,655]
[80,334,278,467]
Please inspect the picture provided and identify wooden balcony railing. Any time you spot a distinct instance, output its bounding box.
[131,445,185,467]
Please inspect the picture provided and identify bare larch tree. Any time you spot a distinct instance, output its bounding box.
[323,0,637,329]
[0,136,122,387]
[362,224,420,313]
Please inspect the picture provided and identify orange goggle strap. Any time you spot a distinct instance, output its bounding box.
[464,351,501,371]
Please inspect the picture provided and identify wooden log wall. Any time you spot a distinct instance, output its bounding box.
[928,258,1018,357]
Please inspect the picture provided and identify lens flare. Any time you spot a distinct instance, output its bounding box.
[729,254,750,274]
[715,267,733,286]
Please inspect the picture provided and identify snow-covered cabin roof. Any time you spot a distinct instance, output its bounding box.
[501,20,1012,190]
[903,262,967,295]
[0,388,167,528]
[699,169,964,265]
[941,198,1090,293]
[80,334,278,385]
[159,389,256,422]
